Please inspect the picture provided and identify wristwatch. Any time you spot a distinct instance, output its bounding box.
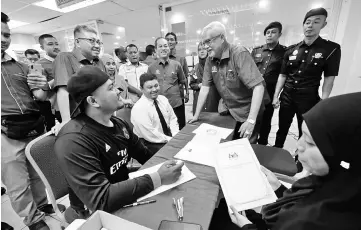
[247,118,255,125]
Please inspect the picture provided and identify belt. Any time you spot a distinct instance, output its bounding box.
[284,85,318,90]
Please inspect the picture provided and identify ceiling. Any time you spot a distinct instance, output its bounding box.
[2,0,338,54]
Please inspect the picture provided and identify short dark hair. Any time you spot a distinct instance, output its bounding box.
[145,45,155,56]
[24,49,40,58]
[114,46,125,56]
[73,25,97,38]
[140,73,157,88]
[1,12,10,24]
[165,32,177,42]
[154,37,166,48]
[38,34,54,45]
[125,44,138,52]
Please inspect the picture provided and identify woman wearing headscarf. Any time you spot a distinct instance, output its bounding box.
[189,43,221,115]
[224,92,361,230]
[101,54,133,107]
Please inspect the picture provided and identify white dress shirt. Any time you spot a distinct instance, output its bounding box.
[117,62,148,89]
[131,95,179,143]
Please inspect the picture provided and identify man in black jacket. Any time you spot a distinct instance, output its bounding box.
[55,66,183,213]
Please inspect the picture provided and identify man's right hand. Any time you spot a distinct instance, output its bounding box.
[272,97,280,109]
[157,160,184,185]
[188,115,199,124]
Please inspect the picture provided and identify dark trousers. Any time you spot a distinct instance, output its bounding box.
[275,86,320,148]
[36,101,55,132]
[141,139,165,156]
[258,83,276,145]
[173,103,186,130]
[232,117,262,144]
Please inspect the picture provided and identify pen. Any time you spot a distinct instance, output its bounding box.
[123,199,156,208]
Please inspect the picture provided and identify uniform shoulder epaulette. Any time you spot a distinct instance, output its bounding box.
[280,45,287,49]
[324,39,341,48]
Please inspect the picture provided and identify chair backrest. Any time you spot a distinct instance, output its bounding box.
[25,131,68,200]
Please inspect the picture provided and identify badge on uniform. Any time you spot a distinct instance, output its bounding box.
[156,69,160,75]
[314,53,323,59]
[255,54,261,58]
[212,66,218,73]
[79,64,84,68]
[122,127,129,139]
[292,50,298,55]
[289,56,296,60]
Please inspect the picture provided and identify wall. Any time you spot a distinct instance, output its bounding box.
[331,0,361,95]
[8,33,41,62]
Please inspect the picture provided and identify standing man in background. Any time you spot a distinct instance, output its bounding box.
[273,8,341,151]
[251,22,286,145]
[115,46,127,66]
[24,49,40,64]
[117,44,146,102]
[189,22,266,144]
[143,44,157,66]
[165,32,189,104]
[36,34,61,130]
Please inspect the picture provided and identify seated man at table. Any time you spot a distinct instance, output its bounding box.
[131,73,179,155]
[54,66,184,213]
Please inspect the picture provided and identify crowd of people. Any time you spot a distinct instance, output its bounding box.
[1,6,360,230]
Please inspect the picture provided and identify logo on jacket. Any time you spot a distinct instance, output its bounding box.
[105,143,111,152]
[292,50,298,55]
[314,53,323,59]
[156,69,160,74]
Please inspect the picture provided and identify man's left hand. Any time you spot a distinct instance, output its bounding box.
[184,94,189,103]
[238,121,255,139]
[27,73,49,90]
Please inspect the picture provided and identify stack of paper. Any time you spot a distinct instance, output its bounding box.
[213,138,277,212]
[129,162,196,201]
[175,133,221,167]
[192,123,233,139]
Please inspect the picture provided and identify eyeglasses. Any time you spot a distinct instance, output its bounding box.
[77,38,103,46]
[203,34,222,46]
[165,38,176,42]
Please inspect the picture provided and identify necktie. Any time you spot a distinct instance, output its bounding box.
[154,99,172,136]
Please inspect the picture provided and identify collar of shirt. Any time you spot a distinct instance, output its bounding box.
[125,61,147,67]
[140,94,158,106]
[211,42,230,62]
[262,42,281,51]
[169,48,177,58]
[300,36,323,47]
[158,58,170,66]
[44,54,54,62]
[1,53,14,63]
[72,48,99,64]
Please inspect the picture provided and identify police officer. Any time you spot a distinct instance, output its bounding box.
[273,7,341,149]
[251,22,286,145]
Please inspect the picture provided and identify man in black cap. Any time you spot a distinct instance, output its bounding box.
[272,8,341,157]
[54,66,184,214]
[251,22,286,145]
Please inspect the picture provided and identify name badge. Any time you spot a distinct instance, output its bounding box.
[255,54,261,58]
[212,66,218,73]
[289,56,296,61]
[155,69,160,75]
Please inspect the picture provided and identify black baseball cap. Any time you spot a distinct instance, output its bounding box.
[264,21,282,36]
[303,7,328,24]
[67,66,109,118]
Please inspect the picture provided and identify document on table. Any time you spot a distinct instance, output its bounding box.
[213,138,277,212]
[192,123,233,139]
[129,162,196,201]
[174,133,221,167]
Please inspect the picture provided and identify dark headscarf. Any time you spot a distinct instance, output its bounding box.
[262,92,361,230]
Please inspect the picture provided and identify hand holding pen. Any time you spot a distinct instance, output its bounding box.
[157,160,184,185]
[123,199,156,208]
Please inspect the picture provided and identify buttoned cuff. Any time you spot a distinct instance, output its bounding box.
[149,172,162,189]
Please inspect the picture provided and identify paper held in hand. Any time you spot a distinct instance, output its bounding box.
[213,138,277,212]
[129,161,196,202]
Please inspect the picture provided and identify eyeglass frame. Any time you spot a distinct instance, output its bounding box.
[76,38,103,46]
[202,34,223,46]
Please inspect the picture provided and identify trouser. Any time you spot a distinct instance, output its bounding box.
[258,83,276,145]
[232,117,262,144]
[54,111,86,211]
[1,133,47,226]
[37,100,55,131]
[275,86,320,148]
[140,139,166,156]
[173,103,186,130]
